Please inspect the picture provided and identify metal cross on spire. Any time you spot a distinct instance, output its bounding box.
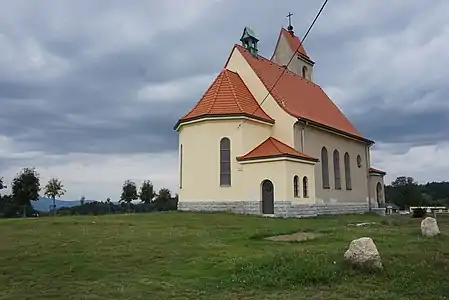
[287,12,293,27]
[286,12,294,33]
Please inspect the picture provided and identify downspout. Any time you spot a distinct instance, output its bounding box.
[300,120,308,152]
[365,143,373,211]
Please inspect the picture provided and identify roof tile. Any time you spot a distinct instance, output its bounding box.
[234,45,364,139]
[178,69,274,125]
[237,136,318,162]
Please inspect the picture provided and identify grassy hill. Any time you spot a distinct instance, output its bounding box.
[0,212,448,299]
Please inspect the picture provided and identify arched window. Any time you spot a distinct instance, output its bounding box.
[333,149,341,190]
[180,144,183,189]
[357,155,362,168]
[303,176,309,198]
[321,147,330,188]
[344,152,351,190]
[302,66,308,78]
[293,175,300,197]
[220,137,231,186]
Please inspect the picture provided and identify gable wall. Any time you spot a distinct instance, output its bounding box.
[271,33,314,81]
[225,48,297,148]
[294,123,370,204]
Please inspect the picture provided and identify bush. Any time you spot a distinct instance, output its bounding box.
[411,208,427,218]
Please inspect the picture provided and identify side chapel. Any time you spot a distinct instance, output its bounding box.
[174,22,386,217]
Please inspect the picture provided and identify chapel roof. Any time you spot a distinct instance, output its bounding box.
[369,167,386,176]
[175,69,274,128]
[232,44,372,143]
[237,136,318,162]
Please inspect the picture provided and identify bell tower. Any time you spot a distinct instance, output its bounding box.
[240,26,259,57]
[271,13,315,81]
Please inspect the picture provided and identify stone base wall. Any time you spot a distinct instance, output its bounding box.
[178,201,381,218]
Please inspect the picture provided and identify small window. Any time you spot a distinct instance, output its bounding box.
[293,176,300,197]
[302,66,308,78]
[357,155,362,168]
[303,176,309,198]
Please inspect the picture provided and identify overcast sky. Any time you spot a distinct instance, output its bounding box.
[1,0,448,201]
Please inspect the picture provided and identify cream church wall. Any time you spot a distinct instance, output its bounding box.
[225,47,297,148]
[294,122,370,205]
[369,174,385,207]
[285,160,316,204]
[178,118,271,203]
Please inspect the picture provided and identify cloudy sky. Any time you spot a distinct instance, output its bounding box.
[1,0,448,201]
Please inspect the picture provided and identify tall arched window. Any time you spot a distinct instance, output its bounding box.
[321,147,330,188]
[333,149,341,190]
[293,175,300,197]
[180,144,183,189]
[220,137,231,186]
[344,152,352,190]
[302,66,308,78]
[303,176,309,198]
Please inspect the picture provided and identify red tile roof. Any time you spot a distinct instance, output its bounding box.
[237,137,318,162]
[369,167,386,175]
[233,44,371,142]
[176,69,274,127]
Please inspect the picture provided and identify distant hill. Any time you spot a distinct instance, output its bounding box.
[32,197,95,212]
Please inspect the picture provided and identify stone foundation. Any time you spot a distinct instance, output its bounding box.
[177,201,381,218]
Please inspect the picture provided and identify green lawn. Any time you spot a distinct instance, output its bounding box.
[1,212,448,300]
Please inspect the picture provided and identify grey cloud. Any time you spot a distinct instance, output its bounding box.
[0,0,448,162]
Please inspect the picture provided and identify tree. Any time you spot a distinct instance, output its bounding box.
[0,177,5,195]
[44,178,66,216]
[11,167,40,217]
[120,180,138,211]
[80,196,85,206]
[385,176,424,209]
[139,180,155,204]
[153,188,173,211]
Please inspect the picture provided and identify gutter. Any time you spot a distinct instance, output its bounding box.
[366,143,373,211]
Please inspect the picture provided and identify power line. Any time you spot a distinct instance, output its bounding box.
[237,0,329,129]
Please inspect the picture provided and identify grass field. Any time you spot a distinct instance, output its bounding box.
[1,212,448,300]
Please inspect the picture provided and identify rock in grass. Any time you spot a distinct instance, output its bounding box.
[344,237,382,270]
[421,217,440,237]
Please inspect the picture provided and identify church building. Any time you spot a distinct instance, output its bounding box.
[174,23,386,217]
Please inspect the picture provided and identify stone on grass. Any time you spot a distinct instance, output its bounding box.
[421,217,440,237]
[344,237,382,270]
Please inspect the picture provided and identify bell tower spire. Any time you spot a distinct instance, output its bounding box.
[240,26,259,57]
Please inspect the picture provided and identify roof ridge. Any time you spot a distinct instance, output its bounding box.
[269,137,284,153]
[223,70,244,113]
[205,69,226,114]
[235,44,321,89]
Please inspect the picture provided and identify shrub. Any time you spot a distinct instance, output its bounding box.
[411,208,426,218]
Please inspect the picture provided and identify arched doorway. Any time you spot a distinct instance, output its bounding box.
[261,180,274,214]
[376,182,383,206]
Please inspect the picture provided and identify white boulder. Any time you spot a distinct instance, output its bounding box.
[344,237,382,269]
[421,217,440,237]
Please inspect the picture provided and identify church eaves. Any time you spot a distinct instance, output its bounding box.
[174,69,274,130]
